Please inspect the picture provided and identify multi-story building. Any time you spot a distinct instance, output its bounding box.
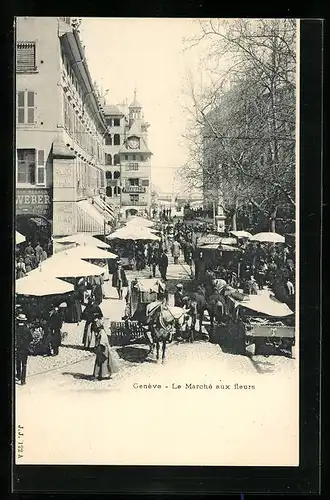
[16,16,115,246]
[119,94,153,219]
[103,104,127,207]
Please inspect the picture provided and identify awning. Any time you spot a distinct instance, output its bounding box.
[93,196,115,221]
[76,200,110,235]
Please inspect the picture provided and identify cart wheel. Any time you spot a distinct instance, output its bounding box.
[236,325,246,356]
[254,338,263,356]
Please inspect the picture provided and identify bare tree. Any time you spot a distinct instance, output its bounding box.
[182,18,296,231]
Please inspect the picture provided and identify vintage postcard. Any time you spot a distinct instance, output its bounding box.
[14,17,299,468]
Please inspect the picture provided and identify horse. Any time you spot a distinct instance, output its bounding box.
[145,300,188,363]
[183,286,207,342]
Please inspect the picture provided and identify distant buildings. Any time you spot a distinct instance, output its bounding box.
[16,17,115,245]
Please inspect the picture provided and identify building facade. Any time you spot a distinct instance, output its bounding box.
[103,104,127,207]
[119,94,153,219]
[16,16,114,245]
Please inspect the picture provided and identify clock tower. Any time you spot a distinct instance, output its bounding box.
[119,91,153,219]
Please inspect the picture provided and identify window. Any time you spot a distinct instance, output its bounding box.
[132,154,136,161]
[129,178,139,186]
[114,154,120,165]
[105,154,112,165]
[127,163,138,171]
[16,42,36,72]
[114,186,121,195]
[17,91,35,124]
[105,171,112,179]
[36,150,46,185]
[113,171,120,179]
[125,155,128,161]
[129,194,139,203]
[17,149,36,184]
[140,155,144,161]
[114,134,120,146]
[113,118,120,126]
[141,179,149,187]
[105,134,112,145]
[106,186,112,197]
[105,117,112,127]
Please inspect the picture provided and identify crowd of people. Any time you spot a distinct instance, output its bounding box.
[15,239,52,279]
[15,216,296,385]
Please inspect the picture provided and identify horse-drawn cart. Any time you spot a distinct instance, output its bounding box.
[126,278,167,322]
[106,278,167,347]
[221,292,295,357]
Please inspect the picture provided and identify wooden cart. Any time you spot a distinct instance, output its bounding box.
[221,292,295,357]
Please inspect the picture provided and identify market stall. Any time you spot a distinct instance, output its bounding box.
[106,226,160,269]
[15,272,74,355]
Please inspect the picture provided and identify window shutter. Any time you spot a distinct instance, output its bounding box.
[36,149,45,185]
[17,42,36,72]
[27,91,35,123]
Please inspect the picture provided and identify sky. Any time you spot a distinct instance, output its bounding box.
[79,18,208,195]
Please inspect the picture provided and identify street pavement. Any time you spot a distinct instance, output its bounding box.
[15,254,298,466]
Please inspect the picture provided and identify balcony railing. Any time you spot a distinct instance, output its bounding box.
[121,201,148,206]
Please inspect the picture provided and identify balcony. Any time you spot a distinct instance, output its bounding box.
[121,201,148,206]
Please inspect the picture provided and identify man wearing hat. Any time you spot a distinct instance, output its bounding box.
[112,260,128,300]
[174,284,185,308]
[48,306,64,356]
[15,314,33,385]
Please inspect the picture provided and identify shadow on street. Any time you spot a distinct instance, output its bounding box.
[62,372,95,381]
[116,345,150,363]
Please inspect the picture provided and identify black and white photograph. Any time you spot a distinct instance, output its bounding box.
[14,17,299,467]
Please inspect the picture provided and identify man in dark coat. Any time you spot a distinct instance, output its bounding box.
[158,249,169,281]
[48,306,64,356]
[15,314,33,385]
[112,261,128,299]
[82,297,103,348]
[174,283,185,307]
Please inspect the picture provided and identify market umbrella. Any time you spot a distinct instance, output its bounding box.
[31,253,105,278]
[250,232,285,244]
[219,237,237,245]
[55,233,111,249]
[107,226,160,241]
[16,272,74,296]
[230,230,252,239]
[125,216,155,228]
[62,245,118,260]
[16,231,26,245]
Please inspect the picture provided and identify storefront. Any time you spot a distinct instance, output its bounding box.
[16,188,53,248]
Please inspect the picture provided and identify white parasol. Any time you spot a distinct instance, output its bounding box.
[250,232,285,243]
[16,273,74,296]
[61,245,117,260]
[107,226,160,241]
[125,216,155,228]
[30,253,105,278]
[230,230,253,239]
[55,233,111,249]
[16,231,26,245]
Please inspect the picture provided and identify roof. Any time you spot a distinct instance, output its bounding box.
[119,136,152,155]
[129,98,142,108]
[128,120,141,136]
[103,104,124,116]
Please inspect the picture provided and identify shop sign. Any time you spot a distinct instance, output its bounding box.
[197,234,221,246]
[16,188,52,219]
[122,186,146,194]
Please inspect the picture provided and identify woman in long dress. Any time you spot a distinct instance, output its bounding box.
[92,319,120,381]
